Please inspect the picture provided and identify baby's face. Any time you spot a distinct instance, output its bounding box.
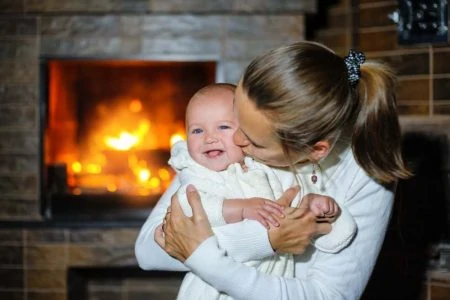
[186,90,244,172]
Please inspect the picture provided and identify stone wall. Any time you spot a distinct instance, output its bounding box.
[0,1,313,299]
[0,0,312,221]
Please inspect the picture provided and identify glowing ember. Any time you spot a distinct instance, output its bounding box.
[72,161,82,173]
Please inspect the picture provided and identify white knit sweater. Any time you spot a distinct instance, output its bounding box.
[169,141,294,300]
[135,141,394,300]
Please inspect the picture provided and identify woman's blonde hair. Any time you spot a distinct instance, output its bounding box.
[241,41,411,184]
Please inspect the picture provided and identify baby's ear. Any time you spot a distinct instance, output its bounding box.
[310,140,330,161]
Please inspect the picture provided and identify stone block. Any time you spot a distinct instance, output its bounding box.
[25,0,89,12]
[232,0,316,13]
[26,229,68,244]
[0,155,39,173]
[0,268,23,289]
[222,60,249,84]
[371,52,429,76]
[0,106,37,129]
[69,228,139,245]
[141,15,224,39]
[69,244,137,266]
[225,15,304,40]
[0,0,24,12]
[0,229,23,245]
[316,31,349,50]
[41,16,120,37]
[0,291,23,300]
[0,39,38,60]
[224,39,298,60]
[40,37,124,56]
[0,175,38,194]
[0,245,23,265]
[27,269,66,289]
[26,245,67,267]
[0,17,37,36]
[0,131,38,153]
[434,51,450,74]
[434,78,450,101]
[141,37,221,56]
[0,84,38,105]
[26,291,66,300]
[151,0,232,12]
[358,30,399,52]
[434,104,450,115]
[359,3,397,28]
[397,78,429,101]
[397,104,430,115]
[119,16,142,37]
[0,61,38,84]
[0,198,40,220]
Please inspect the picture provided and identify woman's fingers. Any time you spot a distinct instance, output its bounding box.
[154,224,165,248]
[169,191,184,217]
[316,222,332,235]
[276,185,300,207]
[186,184,209,222]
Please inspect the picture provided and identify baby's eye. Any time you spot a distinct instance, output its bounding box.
[191,128,203,134]
[218,125,232,130]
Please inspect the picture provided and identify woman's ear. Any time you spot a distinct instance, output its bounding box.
[310,140,330,161]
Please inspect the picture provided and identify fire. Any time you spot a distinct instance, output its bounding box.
[58,103,184,196]
[105,131,138,151]
[104,120,150,151]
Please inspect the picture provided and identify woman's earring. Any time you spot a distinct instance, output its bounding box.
[311,163,318,184]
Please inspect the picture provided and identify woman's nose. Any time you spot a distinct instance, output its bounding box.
[233,129,250,147]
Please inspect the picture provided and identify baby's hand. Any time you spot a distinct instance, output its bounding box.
[242,198,284,229]
[309,195,340,223]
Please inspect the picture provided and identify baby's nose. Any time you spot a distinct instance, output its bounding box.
[205,132,218,143]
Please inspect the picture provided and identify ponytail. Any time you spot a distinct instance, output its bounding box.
[352,62,412,183]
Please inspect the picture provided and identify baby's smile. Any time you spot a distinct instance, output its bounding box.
[204,149,224,158]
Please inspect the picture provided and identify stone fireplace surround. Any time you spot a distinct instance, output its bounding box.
[2,1,450,299]
[0,1,314,299]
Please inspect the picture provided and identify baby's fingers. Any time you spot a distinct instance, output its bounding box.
[258,210,280,228]
[263,201,284,217]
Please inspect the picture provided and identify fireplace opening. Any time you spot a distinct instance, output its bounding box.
[40,58,217,222]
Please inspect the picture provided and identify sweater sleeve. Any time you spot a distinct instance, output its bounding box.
[135,176,275,271]
[184,172,395,300]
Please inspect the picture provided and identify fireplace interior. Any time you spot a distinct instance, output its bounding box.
[40,58,217,222]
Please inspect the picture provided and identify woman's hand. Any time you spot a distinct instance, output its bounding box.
[268,187,332,255]
[154,185,214,262]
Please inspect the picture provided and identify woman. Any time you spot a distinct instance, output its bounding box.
[135,41,411,299]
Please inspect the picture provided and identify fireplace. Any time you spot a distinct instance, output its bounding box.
[40,57,217,222]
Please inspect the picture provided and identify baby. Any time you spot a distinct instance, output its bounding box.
[166,83,357,300]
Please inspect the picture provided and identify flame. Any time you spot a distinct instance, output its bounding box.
[104,120,151,151]
[129,99,142,113]
[105,132,138,151]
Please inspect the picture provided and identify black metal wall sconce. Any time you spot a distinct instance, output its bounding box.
[389,0,448,45]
